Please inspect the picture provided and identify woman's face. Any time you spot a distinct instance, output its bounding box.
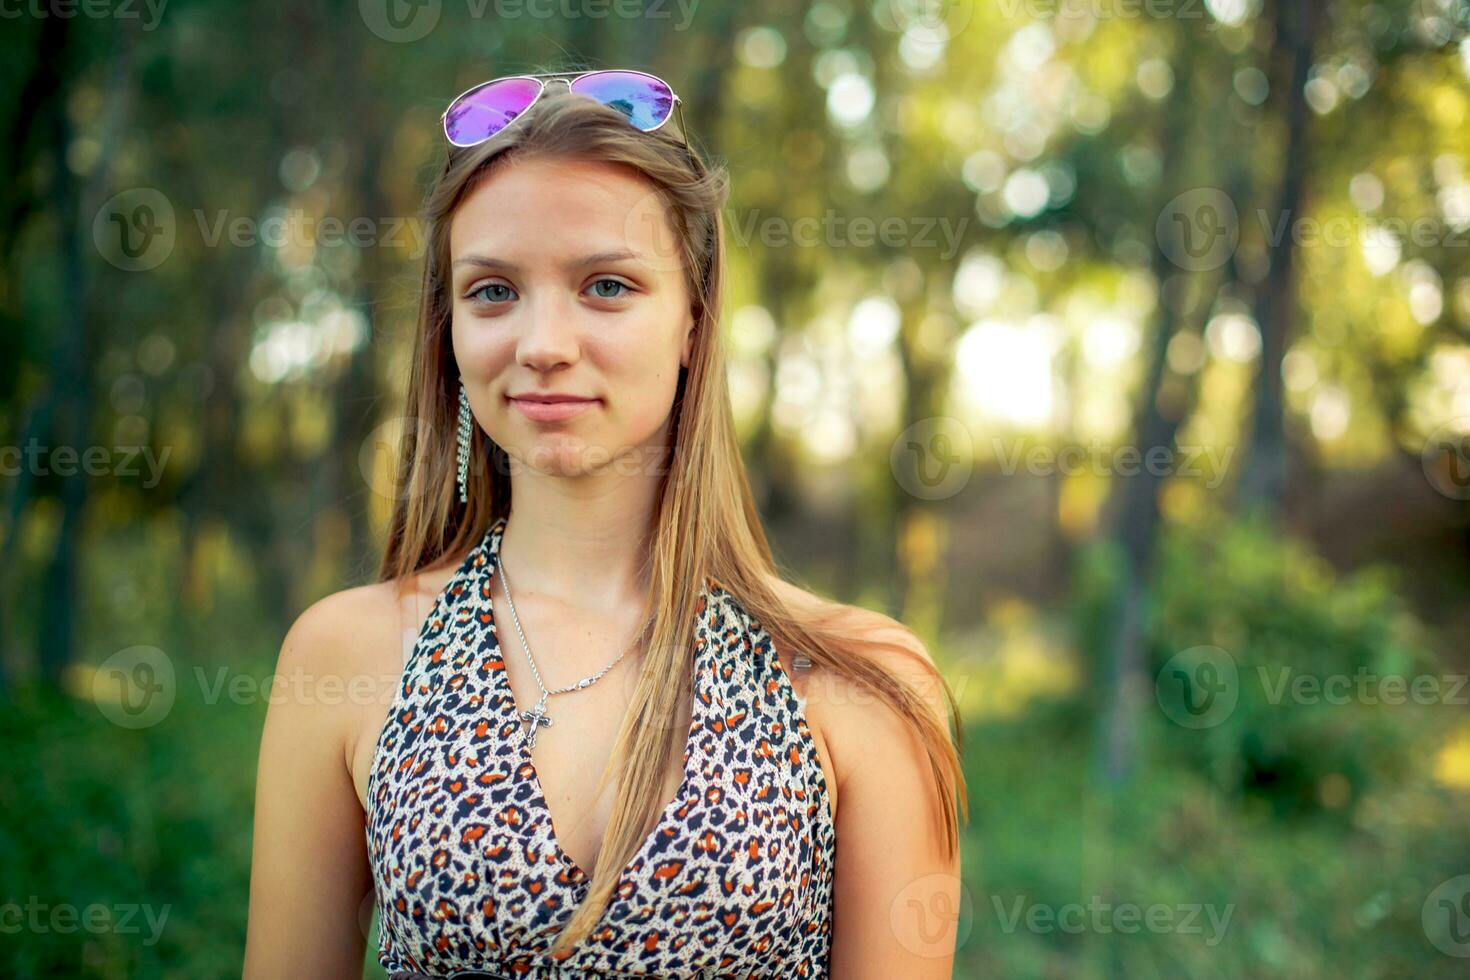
[448,155,695,479]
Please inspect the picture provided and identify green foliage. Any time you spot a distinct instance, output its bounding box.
[0,675,263,978]
[1076,516,1448,820]
[955,711,1469,980]
[1151,517,1445,818]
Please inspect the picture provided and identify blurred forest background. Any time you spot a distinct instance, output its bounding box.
[3,0,1470,977]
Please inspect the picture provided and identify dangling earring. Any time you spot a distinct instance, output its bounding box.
[456,382,473,503]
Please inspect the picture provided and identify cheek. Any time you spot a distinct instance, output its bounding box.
[594,335,683,424]
[451,317,510,377]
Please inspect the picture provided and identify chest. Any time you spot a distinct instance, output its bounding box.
[358,572,838,976]
[493,645,694,878]
[349,598,839,852]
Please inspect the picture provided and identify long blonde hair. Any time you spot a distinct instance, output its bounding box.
[378,78,968,957]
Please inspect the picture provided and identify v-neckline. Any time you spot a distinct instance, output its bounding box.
[479,516,707,884]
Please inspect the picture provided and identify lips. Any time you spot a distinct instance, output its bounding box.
[508,394,599,423]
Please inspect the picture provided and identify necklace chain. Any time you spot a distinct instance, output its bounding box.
[497,522,652,747]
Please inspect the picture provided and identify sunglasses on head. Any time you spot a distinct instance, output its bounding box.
[441,69,687,148]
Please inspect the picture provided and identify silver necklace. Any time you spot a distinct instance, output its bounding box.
[497,529,652,748]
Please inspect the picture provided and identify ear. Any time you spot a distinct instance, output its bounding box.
[680,313,697,370]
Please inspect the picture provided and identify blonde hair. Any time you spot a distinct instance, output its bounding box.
[378,78,967,957]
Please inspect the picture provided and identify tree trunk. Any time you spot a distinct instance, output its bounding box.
[37,18,88,687]
[1236,0,1321,517]
[1097,31,1205,786]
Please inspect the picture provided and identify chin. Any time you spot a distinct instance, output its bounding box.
[509,430,670,480]
[505,435,610,478]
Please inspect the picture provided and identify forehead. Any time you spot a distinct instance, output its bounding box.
[448,155,679,267]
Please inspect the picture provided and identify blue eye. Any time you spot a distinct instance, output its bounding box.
[470,282,516,304]
[589,278,630,299]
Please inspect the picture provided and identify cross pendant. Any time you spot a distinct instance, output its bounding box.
[520,694,554,748]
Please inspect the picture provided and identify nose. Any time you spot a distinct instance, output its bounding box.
[514,291,581,372]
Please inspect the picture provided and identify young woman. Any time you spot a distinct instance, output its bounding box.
[244,69,967,979]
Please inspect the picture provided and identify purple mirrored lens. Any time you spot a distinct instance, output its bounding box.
[568,71,674,131]
[444,77,542,146]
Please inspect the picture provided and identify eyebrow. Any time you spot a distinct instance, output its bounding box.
[451,250,643,273]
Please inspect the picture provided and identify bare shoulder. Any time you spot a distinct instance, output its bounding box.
[279,579,401,680]
[283,552,462,669]
[275,558,462,760]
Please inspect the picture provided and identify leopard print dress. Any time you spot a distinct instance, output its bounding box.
[365,516,836,978]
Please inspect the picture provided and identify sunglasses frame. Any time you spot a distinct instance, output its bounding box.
[441,69,688,149]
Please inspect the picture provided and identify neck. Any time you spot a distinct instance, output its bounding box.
[498,468,659,616]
